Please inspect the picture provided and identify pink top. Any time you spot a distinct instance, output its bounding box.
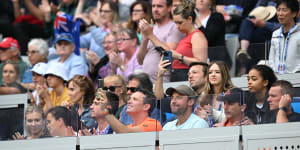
[172,30,202,69]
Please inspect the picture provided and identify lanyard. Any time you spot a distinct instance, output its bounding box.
[278,25,296,72]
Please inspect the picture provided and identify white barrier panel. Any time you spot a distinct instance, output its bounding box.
[0,94,28,109]
[159,127,240,150]
[0,137,77,150]
[242,122,300,150]
[80,132,157,150]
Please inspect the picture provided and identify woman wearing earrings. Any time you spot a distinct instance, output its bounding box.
[68,75,96,130]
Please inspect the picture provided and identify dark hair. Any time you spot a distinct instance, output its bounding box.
[250,65,277,90]
[128,73,153,92]
[106,91,119,115]
[276,0,299,16]
[47,106,71,127]
[166,0,173,7]
[68,75,95,105]
[136,88,156,116]
[118,28,140,45]
[173,0,196,22]
[189,62,209,76]
[271,80,294,97]
[128,1,152,31]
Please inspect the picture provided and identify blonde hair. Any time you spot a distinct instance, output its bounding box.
[104,75,128,103]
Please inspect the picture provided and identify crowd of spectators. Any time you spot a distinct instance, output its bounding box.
[0,0,300,141]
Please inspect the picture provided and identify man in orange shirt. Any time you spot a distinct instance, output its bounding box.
[102,88,162,133]
[214,88,254,127]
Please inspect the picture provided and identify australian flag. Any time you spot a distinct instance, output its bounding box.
[54,13,81,55]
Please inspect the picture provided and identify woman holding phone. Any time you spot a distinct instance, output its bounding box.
[170,1,208,82]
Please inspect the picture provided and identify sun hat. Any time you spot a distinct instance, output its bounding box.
[31,62,48,76]
[45,62,69,81]
[249,6,276,21]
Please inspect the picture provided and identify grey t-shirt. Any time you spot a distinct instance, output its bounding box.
[142,21,184,83]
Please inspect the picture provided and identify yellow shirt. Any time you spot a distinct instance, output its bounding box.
[50,87,71,107]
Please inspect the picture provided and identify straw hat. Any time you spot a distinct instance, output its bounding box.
[249,6,276,21]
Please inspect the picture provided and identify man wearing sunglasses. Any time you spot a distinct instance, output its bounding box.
[102,88,162,133]
[48,33,88,80]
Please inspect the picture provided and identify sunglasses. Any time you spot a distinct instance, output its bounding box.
[103,86,122,92]
[127,87,137,93]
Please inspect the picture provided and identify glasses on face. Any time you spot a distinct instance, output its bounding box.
[117,38,132,42]
[132,9,144,13]
[103,86,122,92]
[102,40,116,45]
[127,87,138,93]
[27,50,39,55]
[100,9,112,13]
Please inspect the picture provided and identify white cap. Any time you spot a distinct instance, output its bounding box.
[31,63,48,75]
[45,62,69,81]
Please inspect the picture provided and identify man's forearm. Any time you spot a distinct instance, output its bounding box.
[154,73,164,100]
[137,39,149,65]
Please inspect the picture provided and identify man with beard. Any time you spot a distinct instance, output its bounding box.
[137,0,184,83]
[163,85,208,130]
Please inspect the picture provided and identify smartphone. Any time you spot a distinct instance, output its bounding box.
[155,46,166,53]
[248,15,256,19]
[97,79,104,100]
[162,51,172,69]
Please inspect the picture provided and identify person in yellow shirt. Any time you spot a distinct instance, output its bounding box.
[37,63,71,111]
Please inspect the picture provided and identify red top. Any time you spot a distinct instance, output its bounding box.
[172,30,202,69]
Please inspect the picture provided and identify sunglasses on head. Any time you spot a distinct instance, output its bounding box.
[103,86,121,92]
[127,87,138,93]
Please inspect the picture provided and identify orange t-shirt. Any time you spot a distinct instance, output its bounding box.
[127,117,162,132]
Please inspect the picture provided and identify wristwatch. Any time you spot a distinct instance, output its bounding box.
[179,55,184,63]
[279,107,288,113]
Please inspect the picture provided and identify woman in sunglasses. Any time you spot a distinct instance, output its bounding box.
[103,75,128,119]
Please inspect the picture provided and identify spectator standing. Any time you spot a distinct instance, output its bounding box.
[137,0,184,83]
[268,0,300,74]
[163,85,208,130]
[170,1,208,81]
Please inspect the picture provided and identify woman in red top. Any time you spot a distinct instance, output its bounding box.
[170,1,208,81]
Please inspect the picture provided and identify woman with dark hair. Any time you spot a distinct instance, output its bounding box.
[269,0,300,74]
[125,1,152,42]
[68,75,96,129]
[247,64,277,124]
[1,61,26,94]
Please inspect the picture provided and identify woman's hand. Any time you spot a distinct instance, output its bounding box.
[86,51,100,65]
[12,132,24,140]
[157,56,171,77]
[109,51,122,67]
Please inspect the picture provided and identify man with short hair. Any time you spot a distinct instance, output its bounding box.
[214,88,254,127]
[46,106,74,137]
[137,0,184,82]
[0,37,28,86]
[163,85,208,130]
[102,88,162,133]
[48,33,88,80]
[265,80,300,123]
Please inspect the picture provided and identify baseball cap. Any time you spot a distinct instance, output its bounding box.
[31,63,48,76]
[45,62,69,81]
[166,85,196,97]
[0,37,20,50]
[54,33,74,45]
[217,88,243,103]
